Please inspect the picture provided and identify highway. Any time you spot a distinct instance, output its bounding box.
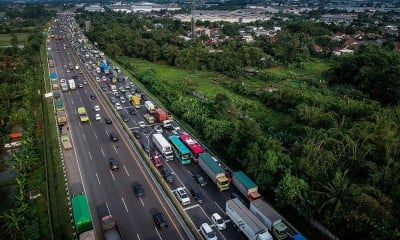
[49,12,292,240]
[49,19,191,240]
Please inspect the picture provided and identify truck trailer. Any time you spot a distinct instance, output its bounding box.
[250,198,289,240]
[199,153,229,191]
[152,133,174,161]
[101,215,122,240]
[226,198,272,240]
[232,171,261,201]
[71,194,95,240]
[144,101,155,113]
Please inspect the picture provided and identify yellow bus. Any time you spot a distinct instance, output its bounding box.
[77,107,89,122]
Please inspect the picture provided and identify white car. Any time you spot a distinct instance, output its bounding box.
[171,122,180,131]
[175,187,190,206]
[115,102,123,110]
[60,78,66,83]
[94,105,100,112]
[95,113,101,121]
[211,213,226,230]
[120,96,126,104]
[96,76,100,82]
[200,223,217,240]
[138,121,146,128]
[154,125,163,134]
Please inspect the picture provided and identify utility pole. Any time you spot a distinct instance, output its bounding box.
[191,0,196,41]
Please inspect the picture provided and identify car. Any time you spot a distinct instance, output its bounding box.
[57,49,61,53]
[115,102,123,110]
[109,157,119,171]
[154,125,163,134]
[94,105,100,111]
[171,122,180,131]
[72,75,78,79]
[141,141,150,153]
[153,212,168,230]
[132,183,145,198]
[125,84,131,89]
[83,79,88,85]
[151,154,163,168]
[78,82,83,88]
[66,69,70,73]
[174,187,190,206]
[119,96,126,103]
[79,70,83,74]
[105,117,112,124]
[192,172,206,186]
[120,113,129,122]
[96,76,100,82]
[110,96,117,103]
[128,108,136,115]
[132,131,141,139]
[109,132,119,141]
[190,188,204,204]
[90,94,96,100]
[211,213,226,230]
[161,167,174,183]
[61,135,72,150]
[138,121,146,128]
[200,223,217,240]
[95,113,101,121]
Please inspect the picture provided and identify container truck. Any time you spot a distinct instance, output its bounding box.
[226,198,272,240]
[199,153,229,191]
[68,79,76,90]
[144,101,155,113]
[232,171,261,201]
[100,62,110,74]
[155,108,168,122]
[132,94,141,109]
[250,198,289,240]
[71,194,95,240]
[55,99,64,111]
[152,133,174,161]
[144,114,155,124]
[101,215,122,240]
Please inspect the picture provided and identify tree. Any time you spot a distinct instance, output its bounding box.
[275,172,310,214]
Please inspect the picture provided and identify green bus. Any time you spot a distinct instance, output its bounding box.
[71,194,93,235]
[169,135,192,164]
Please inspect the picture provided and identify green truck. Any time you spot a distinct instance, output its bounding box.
[71,194,95,239]
[55,99,64,111]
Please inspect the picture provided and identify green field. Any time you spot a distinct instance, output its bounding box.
[0,33,30,46]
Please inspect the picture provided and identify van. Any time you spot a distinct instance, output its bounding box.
[200,223,217,240]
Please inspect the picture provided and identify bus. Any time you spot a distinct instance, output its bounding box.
[77,107,89,122]
[169,135,192,164]
[179,132,204,163]
[71,194,95,239]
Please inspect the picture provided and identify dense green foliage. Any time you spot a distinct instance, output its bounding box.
[79,12,400,240]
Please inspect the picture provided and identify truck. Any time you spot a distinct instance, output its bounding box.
[154,108,168,122]
[198,153,229,191]
[71,194,95,240]
[68,79,76,90]
[249,199,289,240]
[144,114,155,124]
[49,59,55,67]
[61,82,69,92]
[50,72,57,81]
[100,61,110,74]
[57,111,67,126]
[232,171,261,201]
[152,133,174,161]
[101,215,122,240]
[132,94,141,109]
[53,90,61,98]
[144,100,155,113]
[226,198,272,240]
[55,99,64,111]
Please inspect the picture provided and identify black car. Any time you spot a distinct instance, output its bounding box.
[90,94,96,100]
[192,172,207,187]
[109,132,119,141]
[153,212,168,230]
[132,183,145,198]
[141,141,150,152]
[109,157,119,171]
[72,75,78,79]
[105,117,112,124]
[128,108,136,115]
[132,131,141,139]
[161,167,174,183]
[190,188,204,204]
[120,113,129,122]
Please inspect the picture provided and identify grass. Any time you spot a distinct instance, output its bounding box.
[0,33,30,46]
[40,43,73,240]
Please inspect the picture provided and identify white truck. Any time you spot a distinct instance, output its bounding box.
[152,133,173,161]
[226,198,272,240]
[144,101,155,113]
[68,79,76,90]
[249,199,289,240]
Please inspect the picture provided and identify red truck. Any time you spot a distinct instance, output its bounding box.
[154,108,168,122]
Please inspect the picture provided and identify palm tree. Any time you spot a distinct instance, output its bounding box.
[314,169,359,216]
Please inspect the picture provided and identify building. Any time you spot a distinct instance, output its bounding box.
[84,4,105,13]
